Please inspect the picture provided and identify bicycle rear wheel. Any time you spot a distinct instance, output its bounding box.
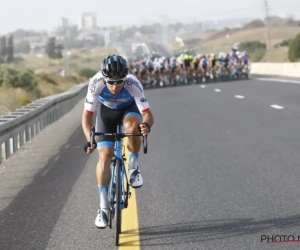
[115,158,122,246]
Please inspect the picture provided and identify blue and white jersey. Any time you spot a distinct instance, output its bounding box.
[200,57,208,66]
[84,72,150,113]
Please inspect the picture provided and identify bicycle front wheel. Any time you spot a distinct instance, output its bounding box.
[115,158,122,246]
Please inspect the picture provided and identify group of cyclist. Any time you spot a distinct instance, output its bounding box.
[127,46,251,87]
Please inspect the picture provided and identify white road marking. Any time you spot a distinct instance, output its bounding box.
[253,77,300,84]
[270,105,284,110]
[235,95,245,99]
[200,85,206,88]
[214,89,221,92]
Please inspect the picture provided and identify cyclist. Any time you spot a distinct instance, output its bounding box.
[82,54,154,229]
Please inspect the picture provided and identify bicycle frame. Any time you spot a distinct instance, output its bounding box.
[109,124,130,211]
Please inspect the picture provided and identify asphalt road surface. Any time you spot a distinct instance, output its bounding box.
[147,42,171,57]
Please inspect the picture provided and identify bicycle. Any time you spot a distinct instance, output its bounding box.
[90,124,148,246]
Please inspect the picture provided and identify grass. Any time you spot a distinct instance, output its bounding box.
[0,87,34,115]
[13,46,117,75]
[0,46,118,117]
[261,47,290,62]
[0,77,85,117]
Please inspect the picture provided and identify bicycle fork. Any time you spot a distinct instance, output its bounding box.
[109,156,131,210]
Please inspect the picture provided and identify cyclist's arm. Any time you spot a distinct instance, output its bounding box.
[82,73,104,141]
[82,113,93,142]
[134,91,154,128]
[141,109,154,128]
[126,75,154,128]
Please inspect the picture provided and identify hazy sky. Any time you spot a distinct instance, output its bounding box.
[0,0,299,33]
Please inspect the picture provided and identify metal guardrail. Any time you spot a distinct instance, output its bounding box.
[0,82,88,165]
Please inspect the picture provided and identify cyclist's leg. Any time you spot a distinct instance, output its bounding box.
[123,117,142,153]
[122,102,143,188]
[94,104,124,228]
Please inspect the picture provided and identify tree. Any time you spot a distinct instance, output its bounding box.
[0,36,7,58]
[288,33,300,62]
[6,35,14,63]
[45,37,64,59]
[55,44,64,59]
[45,37,57,59]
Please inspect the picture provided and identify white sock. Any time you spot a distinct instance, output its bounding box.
[98,185,109,209]
[128,153,139,170]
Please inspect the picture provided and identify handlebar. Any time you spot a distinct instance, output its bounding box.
[90,126,148,154]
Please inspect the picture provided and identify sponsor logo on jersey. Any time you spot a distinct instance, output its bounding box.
[89,80,96,92]
[85,98,93,105]
[112,97,131,103]
[126,78,143,92]
[140,98,147,103]
[100,97,131,104]
[89,77,102,92]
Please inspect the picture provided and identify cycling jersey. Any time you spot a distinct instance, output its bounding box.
[146,59,154,70]
[200,58,208,66]
[241,56,249,65]
[85,72,150,113]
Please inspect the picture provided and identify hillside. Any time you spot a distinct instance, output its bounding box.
[191,26,300,55]
[178,16,300,60]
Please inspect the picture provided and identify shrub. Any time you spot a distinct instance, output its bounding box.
[0,65,38,91]
[288,33,300,62]
[79,68,97,79]
[239,41,267,62]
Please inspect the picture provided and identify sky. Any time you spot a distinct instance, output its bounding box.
[0,0,299,34]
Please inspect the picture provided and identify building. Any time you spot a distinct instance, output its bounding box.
[56,17,69,29]
[79,12,97,30]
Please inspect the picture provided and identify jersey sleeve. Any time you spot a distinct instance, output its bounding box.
[125,75,150,113]
[84,73,105,114]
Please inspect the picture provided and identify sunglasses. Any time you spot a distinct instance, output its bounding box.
[105,78,125,85]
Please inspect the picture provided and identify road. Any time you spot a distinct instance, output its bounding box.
[119,42,171,58]
[147,42,171,57]
[1,79,300,249]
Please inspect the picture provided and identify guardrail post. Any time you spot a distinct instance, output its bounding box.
[5,140,10,159]
[58,106,62,119]
[13,135,18,152]
[53,109,57,121]
[37,120,40,134]
[25,126,30,142]
[40,118,44,130]
[20,130,24,146]
[0,143,2,165]
[31,124,35,137]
